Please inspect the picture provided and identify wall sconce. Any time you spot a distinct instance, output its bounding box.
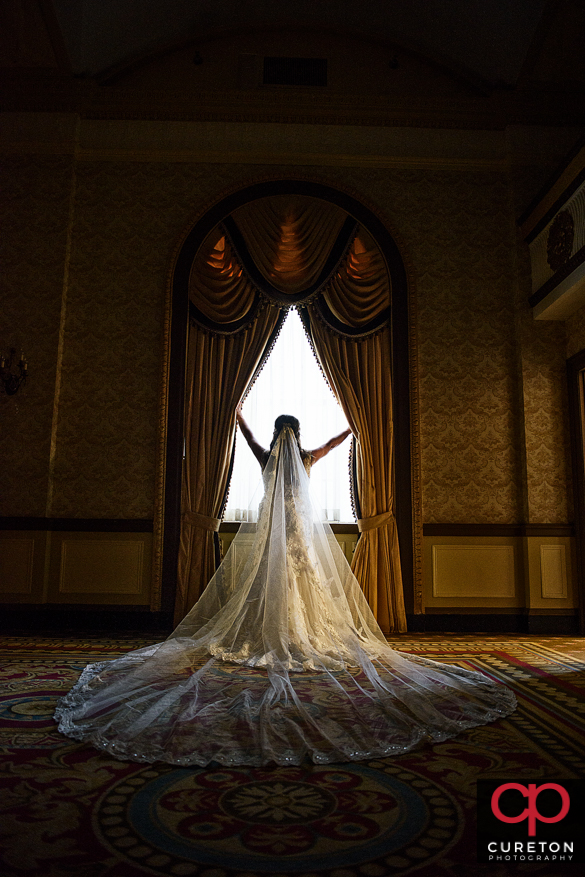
[1,348,28,395]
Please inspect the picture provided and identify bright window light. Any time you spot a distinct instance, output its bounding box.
[225,308,354,522]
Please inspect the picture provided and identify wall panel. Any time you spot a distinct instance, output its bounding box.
[0,529,151,605]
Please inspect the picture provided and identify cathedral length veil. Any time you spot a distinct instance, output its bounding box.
[55,427,516,766]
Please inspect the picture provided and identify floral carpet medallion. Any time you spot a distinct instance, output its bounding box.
[1,636,584,877]
[94,762,459,873]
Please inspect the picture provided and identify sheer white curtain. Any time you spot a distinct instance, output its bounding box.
[225,308,354,523]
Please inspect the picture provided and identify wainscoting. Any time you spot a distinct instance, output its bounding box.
[0,520,152,606]
[0,520,578,632]
[422,524,578,633]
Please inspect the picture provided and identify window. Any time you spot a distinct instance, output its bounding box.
[225,308,353,522]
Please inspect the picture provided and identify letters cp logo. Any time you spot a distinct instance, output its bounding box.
[491,783,570,837]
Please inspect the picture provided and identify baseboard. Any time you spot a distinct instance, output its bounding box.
[0,607,173,636]
[0,517,153,532]
[524,614,580,635]
[406,613,579,634]
[1,608,578,637]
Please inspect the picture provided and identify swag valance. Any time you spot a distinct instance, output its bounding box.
[188,195,391,337]
[177,193,406,634]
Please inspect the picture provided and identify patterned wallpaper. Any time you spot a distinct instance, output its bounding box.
[49,162,250,519]
[513,238,572,525]
[1,152,573,524]
[566,301,585,359]
[0,155,74,517]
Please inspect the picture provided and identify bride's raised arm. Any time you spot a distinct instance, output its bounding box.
[236,405,268,467]
[309,427,352,464]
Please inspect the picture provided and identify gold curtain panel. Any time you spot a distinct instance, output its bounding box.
[176,307,282,621]
[304,318,406,633]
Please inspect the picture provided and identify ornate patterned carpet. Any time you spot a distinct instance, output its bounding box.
[1,635,584,877]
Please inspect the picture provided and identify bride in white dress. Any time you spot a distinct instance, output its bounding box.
[55,413,516,766]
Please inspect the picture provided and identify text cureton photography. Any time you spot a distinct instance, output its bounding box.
[486,841,574,862]
[476,780,584,864]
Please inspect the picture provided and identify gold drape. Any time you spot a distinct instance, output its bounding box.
[231,196,347,294]
[306,316,407,633]
[176,306,281,624]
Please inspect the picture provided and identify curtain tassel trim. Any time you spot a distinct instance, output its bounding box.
[183,511,221,532]
[357,511,394,532]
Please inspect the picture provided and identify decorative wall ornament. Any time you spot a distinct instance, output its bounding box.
[547,210,574,272]
[0,348,28,395]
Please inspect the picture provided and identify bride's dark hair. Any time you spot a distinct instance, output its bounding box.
[270,414,311,463]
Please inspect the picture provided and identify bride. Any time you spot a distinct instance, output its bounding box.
[55,412,516,766]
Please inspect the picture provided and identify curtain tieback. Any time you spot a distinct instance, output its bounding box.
[183,511,221,532]
[357,511,393,533]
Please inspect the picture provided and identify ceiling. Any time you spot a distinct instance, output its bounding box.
[1,0,584,140]
[50,0,547,86]
[3,0,583,90]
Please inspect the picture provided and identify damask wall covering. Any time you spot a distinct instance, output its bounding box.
[566,300,585,360]
[0,115,579,616]
[0,154,75,517]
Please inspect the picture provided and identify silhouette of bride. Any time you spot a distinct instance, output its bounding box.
[55,411,516,766]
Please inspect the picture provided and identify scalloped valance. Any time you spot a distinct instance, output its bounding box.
[188,195,391,337]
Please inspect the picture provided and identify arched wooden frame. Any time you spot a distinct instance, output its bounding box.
[154,180,421,618]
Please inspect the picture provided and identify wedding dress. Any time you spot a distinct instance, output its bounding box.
[55,427,516,766]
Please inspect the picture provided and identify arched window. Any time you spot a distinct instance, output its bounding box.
[160,181,416,634]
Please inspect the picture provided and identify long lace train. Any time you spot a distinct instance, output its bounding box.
[54,428,516,766]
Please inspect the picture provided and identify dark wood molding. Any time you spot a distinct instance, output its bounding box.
[528,244,585,309]
[567,349,585,635]
[423,523,574,537]
[224,521,576,538]
[0,607,173,634]
[518,133,585,232]
[0,517,153,532]
[406,611,578,634]
[0,605,575,636]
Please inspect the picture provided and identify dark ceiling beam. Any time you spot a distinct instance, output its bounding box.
[94,23,492,95]
[38,0,72,73]
[516,0,563,85]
